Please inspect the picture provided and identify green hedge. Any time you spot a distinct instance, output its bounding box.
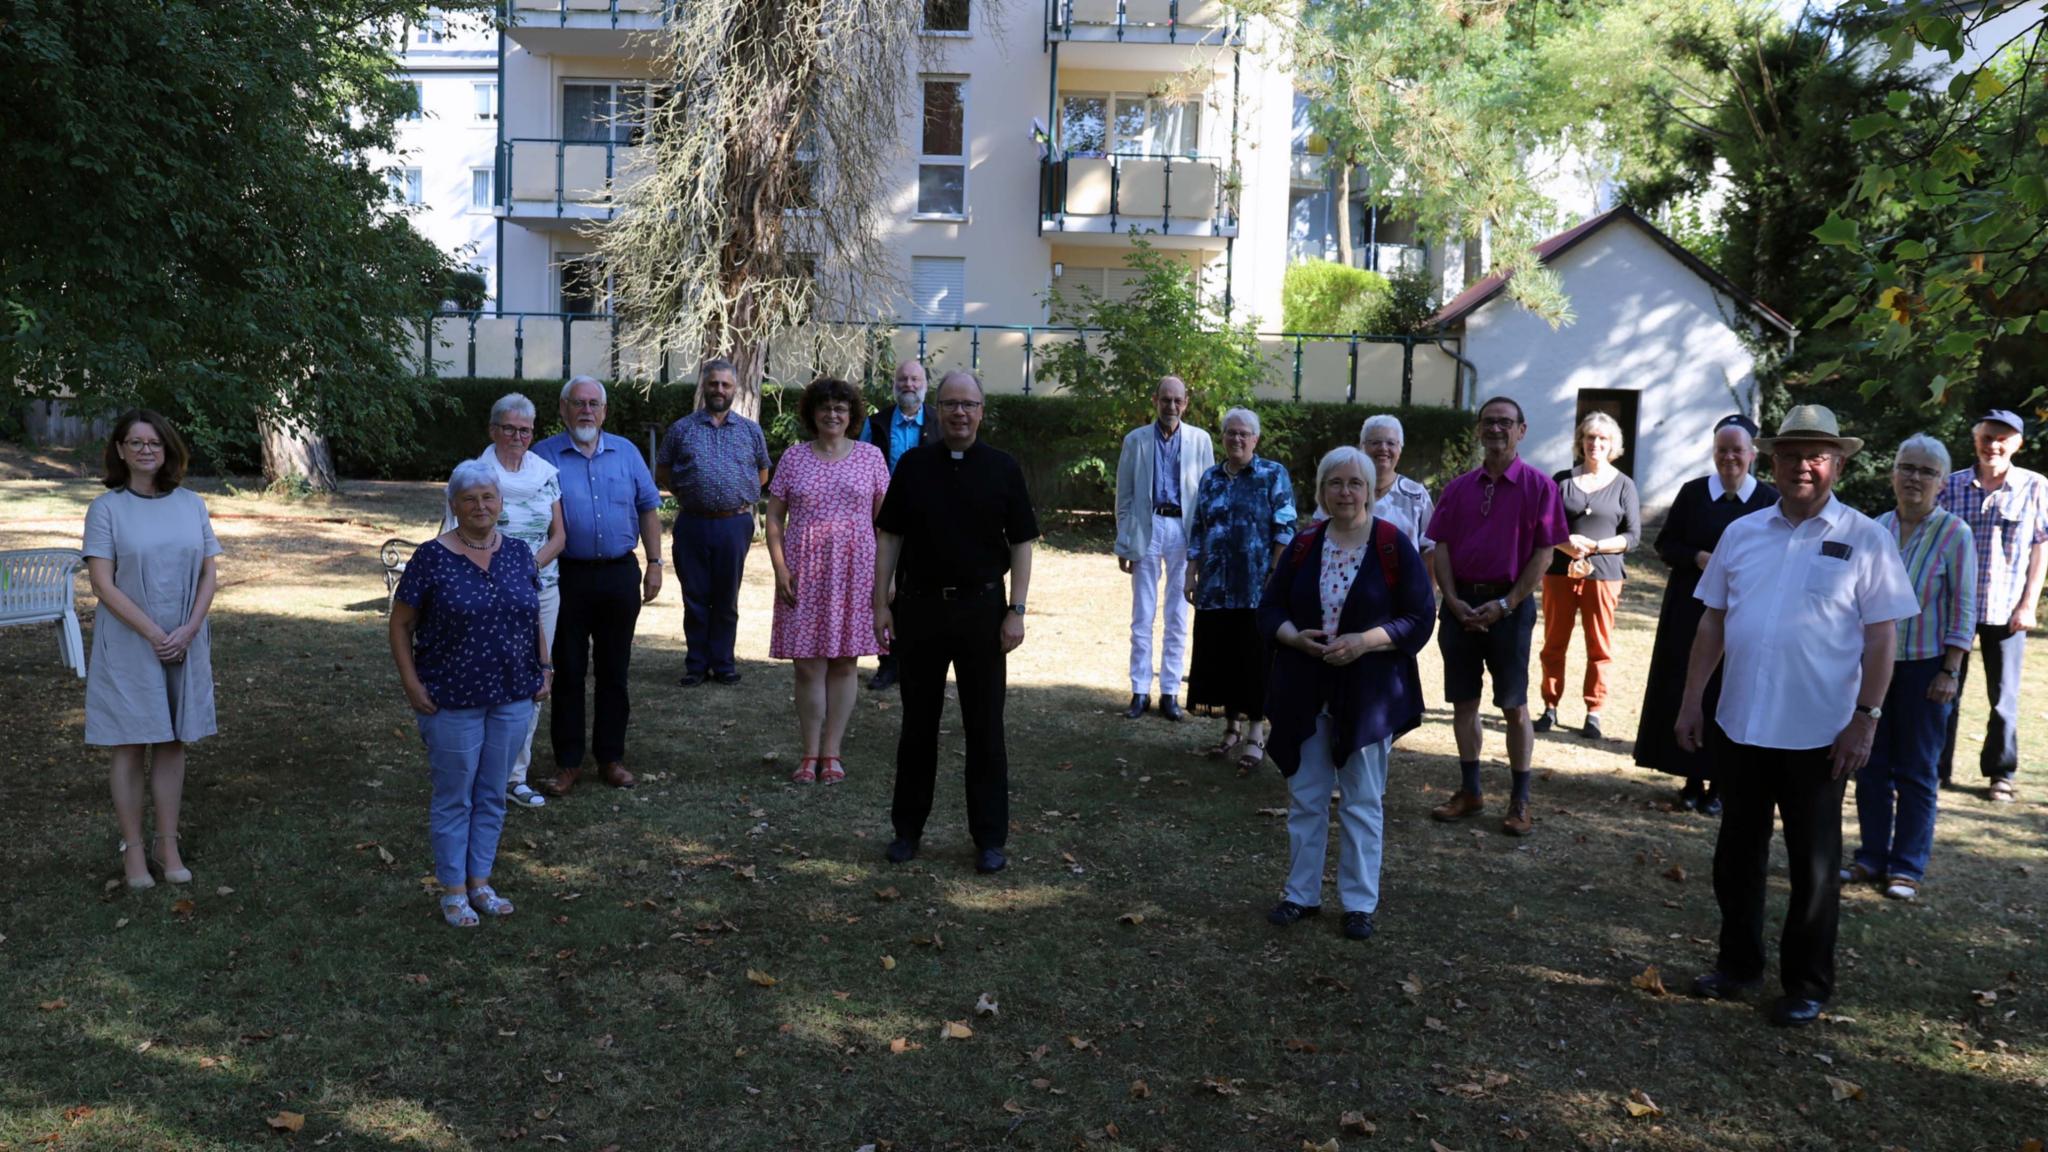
[336,379,1477,513]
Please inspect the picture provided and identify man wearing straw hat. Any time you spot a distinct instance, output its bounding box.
[1675,404,1918,1027]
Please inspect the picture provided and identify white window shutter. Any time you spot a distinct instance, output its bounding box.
[911,256,965,324]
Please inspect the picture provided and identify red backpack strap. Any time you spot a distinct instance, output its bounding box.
[1281,519,1326,575]
[1373,517,1400,588]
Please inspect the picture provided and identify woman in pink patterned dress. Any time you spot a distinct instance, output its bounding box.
[766,377,891,784]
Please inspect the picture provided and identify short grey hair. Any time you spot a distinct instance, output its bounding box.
[446,459,501,504]
[699,357,737,383]
[1313,445,1373,517]
[490,393,536,424]
[1221,407,1260,437]
[561,375,605,405]
[1360,414,1404,446]
[936,369,984,398]
[1895,433,1951,474]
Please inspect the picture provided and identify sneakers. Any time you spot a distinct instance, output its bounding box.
[1883,876,1920,900]
[1532,707,1558,733]
[1431,790,1485,822]
[1266,900,1321,926]
[1582,713,1604,740]
[1342,911,1375,941]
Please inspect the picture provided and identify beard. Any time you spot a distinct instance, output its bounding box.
[704,394,733,414]
[570,424,599,445]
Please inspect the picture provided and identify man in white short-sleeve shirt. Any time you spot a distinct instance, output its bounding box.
[1675,405,1917,1028]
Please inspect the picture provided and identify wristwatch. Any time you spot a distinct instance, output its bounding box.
[1855,704,1883,720]
[1495,597,1512,616]
[1010,603,1028,616]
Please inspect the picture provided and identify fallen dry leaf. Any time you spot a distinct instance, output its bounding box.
[1663,864,1687,882]
[1302,1140,1339,1152]
[874,886,900,901]
[1067,1035,1094,1051]
[266,1111,306,1134]
[973,992,999,1018]
[1117,912,1145,926]
[171,899,195,916]
[735,864,757,881]
[1198,1074,1242,1096]
[888,1037,922,1054]
[62,1106,93,1123]
[1283,1037,1320,1053]
[1129,1079,1150,1099]
[1399,973,1424,996]
[1631,965,1669,996]
[1623,1089,1662,1118]
[1340,1111,1376,1135]
[37,999,66,1012]
[880,955,896,971]
[1430,1141,1464,1152]
[1001,1099,1024,1114]
[376,845,396,865]
[745,969,779,988]
[1825,1075,1864,1102]
[940,1020,973,1040]
[1256,807,1288,816]
[1972,989,2000,1006]
[1423,1016,1447,1033]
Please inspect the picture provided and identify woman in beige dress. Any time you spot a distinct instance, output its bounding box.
[83,410,222,890]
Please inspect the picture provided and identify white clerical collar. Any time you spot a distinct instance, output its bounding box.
[1707,473,1758,502]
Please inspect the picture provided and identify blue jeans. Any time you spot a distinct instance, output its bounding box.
[1855,657,1950,882]
[1283,716,1391,914]
[1940,622,2024,781]
[419,700,532,889]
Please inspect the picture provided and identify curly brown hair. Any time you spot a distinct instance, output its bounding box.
[796,376,867,438]
[102,408,190,491]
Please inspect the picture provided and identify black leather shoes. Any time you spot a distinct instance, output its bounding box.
[1342,911,1375,940]
[1159,695,1183,722]
[1533,707,1557,733]
[1266,900,1320,926]
[869,662,898,691]
[679,670,708,687]
[1582,713,1604,740]
[975,847,1007,874]
[1770,996,1824,1027]
[1123,694,1150,720]
[711,670,743,685]
[1701,794,1724,817]
[884,838,919,864]
[1690,970,1764,1000]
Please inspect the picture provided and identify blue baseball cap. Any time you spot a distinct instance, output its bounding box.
[1979,409,2025,434]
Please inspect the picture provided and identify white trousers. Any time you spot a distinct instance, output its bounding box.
[511,581,561,787]
[1129,512,1190,697]
[1283,715,1391,914]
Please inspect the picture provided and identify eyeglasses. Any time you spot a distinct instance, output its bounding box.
[567,398,605,411]
[491,423,535,439]
[1773,449,1835,467]
[1362,438,1401,451]
[1894,462,1943,480]
[936,399,983,412]
[1480,478,1498,516]
[1478,417,1520,430]
[124,439,164,452]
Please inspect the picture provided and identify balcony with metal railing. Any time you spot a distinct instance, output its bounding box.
[497,138,646,225]
[1038,153,1236,241]
[502,0,669,54]
[1045,0,1241,45]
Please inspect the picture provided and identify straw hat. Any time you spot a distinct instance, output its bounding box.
[1754,404,1863,457]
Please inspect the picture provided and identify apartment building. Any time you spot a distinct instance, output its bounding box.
[377,4,1302,375]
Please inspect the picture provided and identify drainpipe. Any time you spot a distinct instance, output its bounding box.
[1435,333,1477,410]
[494,17,507,312]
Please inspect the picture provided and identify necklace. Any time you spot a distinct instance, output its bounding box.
[454,529,498,551]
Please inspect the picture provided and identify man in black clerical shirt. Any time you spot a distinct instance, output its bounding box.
[873,370,1039,874]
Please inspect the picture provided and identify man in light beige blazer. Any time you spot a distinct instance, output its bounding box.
[1113,375,1215,720]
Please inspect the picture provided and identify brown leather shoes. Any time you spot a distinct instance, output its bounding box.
[1501,802,1533,836]
[544,766,581,797]
[599,761,635,789]
[1431,789,1485,822]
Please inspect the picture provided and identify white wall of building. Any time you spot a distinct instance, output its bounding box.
[1458,219,1766,510]
[372,14,501,299]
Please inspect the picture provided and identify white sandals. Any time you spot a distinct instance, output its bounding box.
[508,784,547,808]
[439,892,480,927]
[468,886,515,917]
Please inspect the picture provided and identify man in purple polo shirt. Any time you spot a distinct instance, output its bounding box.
[1424,396,1570,835]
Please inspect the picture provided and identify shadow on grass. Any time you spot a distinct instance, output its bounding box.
[0,575,2043,1150]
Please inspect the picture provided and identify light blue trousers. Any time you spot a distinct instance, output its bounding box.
[418,699,533,889]
[1283,716,1391,914]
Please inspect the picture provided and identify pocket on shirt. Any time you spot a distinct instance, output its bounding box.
[1804,558,1856,601]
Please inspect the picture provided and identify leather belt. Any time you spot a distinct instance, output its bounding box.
[1153,504,1182,517]
[1458,581,1513,599]
[560,554,637,568]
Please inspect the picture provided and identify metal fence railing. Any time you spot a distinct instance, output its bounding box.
[501,0,672,29]
[1043,0,1244,43]
[407,314,1471,408]
[1038,153,1236,237]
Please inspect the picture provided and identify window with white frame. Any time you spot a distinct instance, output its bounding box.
[415,11,446,43]
[1059,92,1200,156]
[473,82,497,122]
[910,256,965,324]
[917,78,966,217]
[386,167,424,205]
[471,168,494,211]
[400,80,425,122]
[562,82,646,145]
[921,0,969,33]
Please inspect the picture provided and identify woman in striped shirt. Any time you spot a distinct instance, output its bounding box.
[1846,434,1976,901]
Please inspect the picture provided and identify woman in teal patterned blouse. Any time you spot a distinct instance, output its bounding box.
[1183,408,1298,772]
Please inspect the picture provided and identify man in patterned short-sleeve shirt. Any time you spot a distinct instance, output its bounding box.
[656,358,772,687]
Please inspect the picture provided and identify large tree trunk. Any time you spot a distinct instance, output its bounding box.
[260,414,339,493]
[1334,158,1355,267]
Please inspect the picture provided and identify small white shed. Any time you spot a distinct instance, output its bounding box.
[1431,207,1796,510]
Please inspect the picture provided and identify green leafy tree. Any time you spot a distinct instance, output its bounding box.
[0,0,474,487]
[1034,241,1264,496]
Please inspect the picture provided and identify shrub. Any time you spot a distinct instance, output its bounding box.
[1281,260,1392,334]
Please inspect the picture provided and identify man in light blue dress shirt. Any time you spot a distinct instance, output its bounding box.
[530,375,663,796]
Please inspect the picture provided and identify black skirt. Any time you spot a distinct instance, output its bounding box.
[1186,608,1269,719]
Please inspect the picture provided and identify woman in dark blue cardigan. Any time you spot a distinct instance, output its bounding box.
[1258,446,1436,941]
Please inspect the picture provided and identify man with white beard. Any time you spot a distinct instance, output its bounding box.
[531,375,664,797]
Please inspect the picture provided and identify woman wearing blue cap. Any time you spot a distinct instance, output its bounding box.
[1632,415,1778,813]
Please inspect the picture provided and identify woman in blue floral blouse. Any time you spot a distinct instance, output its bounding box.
[1183,408,1298,772]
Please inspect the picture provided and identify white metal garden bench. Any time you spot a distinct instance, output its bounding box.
[0,548,87,677]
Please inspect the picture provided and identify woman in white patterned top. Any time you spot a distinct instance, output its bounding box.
[444,393,566,807]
